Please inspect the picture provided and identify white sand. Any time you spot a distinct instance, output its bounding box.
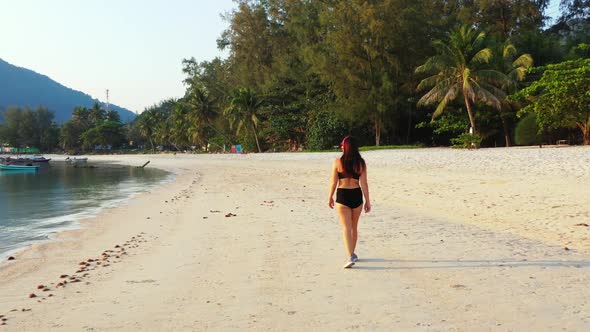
[1,147,589,331]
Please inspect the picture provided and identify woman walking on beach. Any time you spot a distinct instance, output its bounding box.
[328,136,371,268]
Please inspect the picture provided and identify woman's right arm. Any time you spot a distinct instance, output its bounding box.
[328,159,339,209]
[360,164,371,213]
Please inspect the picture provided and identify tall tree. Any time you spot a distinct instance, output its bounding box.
[106,110,121,122]
[512,58,590,144]
[416,25,509,135]
[225,88,264,152]
[492,40,534,146]
[88,102,106,125]
[218,1,275,88]
[184,86,218,150]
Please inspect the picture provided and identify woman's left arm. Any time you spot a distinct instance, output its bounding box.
[360,165,371,213]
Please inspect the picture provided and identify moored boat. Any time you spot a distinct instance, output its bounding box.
[28,155,51,163]
[0,164,40,171]
[65,157,88,166]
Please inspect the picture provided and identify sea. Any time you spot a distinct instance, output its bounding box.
[0,160,171,259]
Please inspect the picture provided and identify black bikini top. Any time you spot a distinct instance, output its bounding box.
[338,172,360,180]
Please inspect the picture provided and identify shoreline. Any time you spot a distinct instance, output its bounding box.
[0,158,175,266]
[1,148,589,330]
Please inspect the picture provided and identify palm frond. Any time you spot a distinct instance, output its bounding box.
[476,69,510,87]
[503,44,517,59]
[471,48,492,66]
[416,74,443,91]
[512,54,534,70]
[417,79,457,107]
[471,81,502,110]
[432,85,458,119]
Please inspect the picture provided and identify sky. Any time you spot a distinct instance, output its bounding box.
[0,1,562,114]
[0,0,236,113]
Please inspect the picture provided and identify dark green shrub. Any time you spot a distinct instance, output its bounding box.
[450,133,482,149]
[306,110,347,150]
[515,113,541,146]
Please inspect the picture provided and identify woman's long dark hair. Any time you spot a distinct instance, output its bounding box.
[340,136,365,176]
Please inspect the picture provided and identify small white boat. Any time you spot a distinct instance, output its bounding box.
[65,157,88,166]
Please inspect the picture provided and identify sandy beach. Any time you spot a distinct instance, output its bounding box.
[1,147,589,331]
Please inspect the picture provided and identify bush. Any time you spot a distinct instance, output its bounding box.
[515,113,541,146]
[450,133,482,149]
[306,110,347,150]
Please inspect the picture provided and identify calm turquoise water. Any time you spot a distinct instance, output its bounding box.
[0,161,170,258]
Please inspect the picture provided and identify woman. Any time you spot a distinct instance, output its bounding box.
[328,136,371,268]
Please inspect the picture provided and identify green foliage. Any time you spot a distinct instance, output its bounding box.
[417,109,470,136]
[358,144,423,151]
[514,30,564,66]
[512,58,590,144]
[224,88,264,152]
[0,106,59,152]
[566,43,590,60]
[305,110,347,150]
[416,25,509,135]
[80,121,126,150]
[58,103,128,153]
[165,1,589,150]
[456,0,547,38]
[515,113,542,145]
[450,133,483,149]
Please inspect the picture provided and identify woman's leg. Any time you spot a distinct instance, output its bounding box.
[350,205,363,254]
[336,204,354,257]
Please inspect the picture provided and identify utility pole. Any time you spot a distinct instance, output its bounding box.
[105,89,110,113]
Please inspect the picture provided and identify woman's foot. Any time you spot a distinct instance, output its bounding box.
[343,259,355,268]
[351,253,358,262]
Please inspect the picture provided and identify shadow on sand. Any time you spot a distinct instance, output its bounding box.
[352,258,590,270]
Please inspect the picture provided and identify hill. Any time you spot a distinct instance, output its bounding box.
[0,58,136,123]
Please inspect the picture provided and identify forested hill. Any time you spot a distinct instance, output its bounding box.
[0,58,136,123]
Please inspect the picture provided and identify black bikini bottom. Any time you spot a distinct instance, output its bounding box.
[336,188,363,209]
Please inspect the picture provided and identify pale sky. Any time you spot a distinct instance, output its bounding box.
[0,1,562,114]
[0,0,236,113]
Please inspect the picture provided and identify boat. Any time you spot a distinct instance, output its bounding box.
[0,155,51,163]
[27,155,51,163]
[65,157,88,166]
[0,164,40,171]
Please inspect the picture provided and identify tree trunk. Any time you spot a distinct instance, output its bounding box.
[375,120,381,146]
[578,118,590,145]
[149,138,155,152]
[501,115,511,147]
[252,123,262,153]
[406,108,412,144]
[464,94,477,134]
[169,140,181,152]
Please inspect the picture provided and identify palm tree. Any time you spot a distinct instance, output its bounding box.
[224,88,263,153]
[416,25,509,136]
[72,106,91,130]
[167,103,189,151]
[88,102,106,125]
[185,86,218,150]
[136,108,157,151]
[493,41,533,147]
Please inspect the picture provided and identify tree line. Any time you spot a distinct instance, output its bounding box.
[134,0,588,151]
[0,102,127,154]
[2,1,589,153]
